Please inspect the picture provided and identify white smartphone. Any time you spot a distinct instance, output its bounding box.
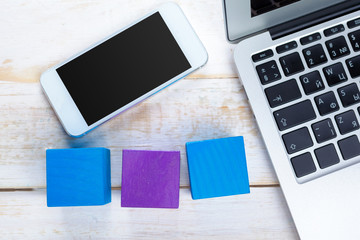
[40,3,208,137]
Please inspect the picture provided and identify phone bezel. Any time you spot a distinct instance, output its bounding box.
[40,2,208,137]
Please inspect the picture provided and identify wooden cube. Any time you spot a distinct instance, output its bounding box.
[121,150,180,208]
[186,136,250,200]
[46,148,111,207]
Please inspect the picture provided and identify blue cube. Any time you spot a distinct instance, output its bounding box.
[186,136,250,200]
[46,148,111,207]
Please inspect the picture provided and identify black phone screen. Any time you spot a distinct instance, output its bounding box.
[56,12,191,126]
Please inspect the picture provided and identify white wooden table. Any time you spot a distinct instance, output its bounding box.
[0,1,300,239]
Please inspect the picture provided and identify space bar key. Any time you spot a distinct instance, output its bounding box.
[274,100,316,131]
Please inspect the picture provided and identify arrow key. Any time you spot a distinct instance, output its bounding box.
[282,127,313,154]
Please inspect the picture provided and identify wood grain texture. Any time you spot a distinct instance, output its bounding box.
[0,0,298,238]
[0,0,236,83]
[0,188,299,239]
[0,79,277,188]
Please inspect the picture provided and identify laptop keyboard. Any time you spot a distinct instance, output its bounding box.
[252,16,360,182]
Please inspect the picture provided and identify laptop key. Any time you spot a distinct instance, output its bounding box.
[315,144,340,169]
[300,71,325,95]
[279,52,304,76]
[276,41,298,54]
[337,83,360,107]
[312,118,336,143]
[325,36,350,60]
[315,91,339,116]
[346,55,360,78]
[323,63,347,86]
[348,30,360,52]
[252,49,274,62]
[265,79,301,108]
[274,100,316,131]
[338,135,360,160]
[335,110,359,135]
[256,60,281,85]
[302,44,327,68]
[282,127,313,154]
[347,17,360,29]
[324,24,345,37]
[291,152,316,178]
[300,32,321,45]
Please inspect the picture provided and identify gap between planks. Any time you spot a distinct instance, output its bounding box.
[0,184,280,192]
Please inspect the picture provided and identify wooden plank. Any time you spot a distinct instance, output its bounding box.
[0,0,236,83]
[0,1,298,238]
[0,79,277,188]
[0,188,298,239]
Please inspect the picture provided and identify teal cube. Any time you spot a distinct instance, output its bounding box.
[46,148,111,207]
[186,136,250,200]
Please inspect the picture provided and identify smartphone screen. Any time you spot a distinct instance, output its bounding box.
[56,12,191,126]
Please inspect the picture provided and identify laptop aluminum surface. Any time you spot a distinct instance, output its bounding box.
[226,0,360,239]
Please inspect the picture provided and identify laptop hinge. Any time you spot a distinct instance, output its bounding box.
[269,0,360,40]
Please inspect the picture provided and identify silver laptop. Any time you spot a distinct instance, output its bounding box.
[224,0,360,239]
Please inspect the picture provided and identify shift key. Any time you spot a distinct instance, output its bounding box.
[274,100,316,131]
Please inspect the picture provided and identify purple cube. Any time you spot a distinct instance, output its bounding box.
[121,150,180,208]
